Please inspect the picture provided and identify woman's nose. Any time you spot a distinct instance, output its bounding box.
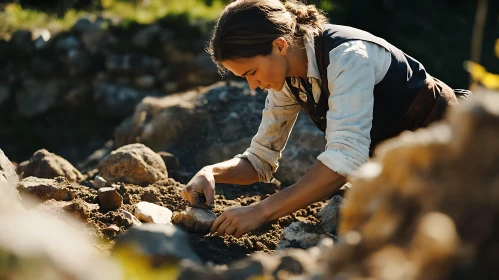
[246,77,260,90]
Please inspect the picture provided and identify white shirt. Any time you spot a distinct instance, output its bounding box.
[235,37,392,183]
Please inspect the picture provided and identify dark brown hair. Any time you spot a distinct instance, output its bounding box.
[206,0,329,76]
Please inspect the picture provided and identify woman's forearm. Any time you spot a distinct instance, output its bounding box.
[206,157,259,185]
[259,161,346,222]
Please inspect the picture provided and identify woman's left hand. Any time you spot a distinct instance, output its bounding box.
[210,204,269,238]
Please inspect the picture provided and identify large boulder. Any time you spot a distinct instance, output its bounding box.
[274,115,326,185]
[18,149,84,182]
[114,81,325,183]
[326,92,499,279]
[98,143,167,186]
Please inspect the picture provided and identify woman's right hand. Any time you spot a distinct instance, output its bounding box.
[180,167,215,209]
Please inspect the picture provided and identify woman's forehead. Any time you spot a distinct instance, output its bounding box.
[221,57,261,76]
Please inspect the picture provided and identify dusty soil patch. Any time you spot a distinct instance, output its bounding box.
[64,177,327,265]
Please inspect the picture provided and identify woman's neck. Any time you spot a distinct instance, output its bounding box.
[286,44,308,79]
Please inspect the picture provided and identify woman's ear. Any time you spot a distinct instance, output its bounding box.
[273,37,288,55]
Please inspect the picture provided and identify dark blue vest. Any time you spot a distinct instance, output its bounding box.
[286,24,429,153]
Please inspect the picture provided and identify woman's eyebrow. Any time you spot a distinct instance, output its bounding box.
[240,69,253,77]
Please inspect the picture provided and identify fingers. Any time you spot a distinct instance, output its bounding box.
[204,185,215,209]
[211,214,226,233]
[225,225,237,236]
[211,215,238,236]
[216,219,232,235]
[181,184,208,208]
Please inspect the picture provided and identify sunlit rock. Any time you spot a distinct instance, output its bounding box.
[17,176,72,202]
[99,143,167,186]
[134,201,172,224]
[172,207,217,234]
[18,149,83,182]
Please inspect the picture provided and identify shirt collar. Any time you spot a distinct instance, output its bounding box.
[304,35,321,80]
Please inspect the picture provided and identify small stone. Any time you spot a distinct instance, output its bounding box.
[118,209,142,227]
[244,239,254,249]
[255,241,266,251]
[93,175,107,189]
[172,207,217,234]
[98,187,123,211]
[134,201,172,224]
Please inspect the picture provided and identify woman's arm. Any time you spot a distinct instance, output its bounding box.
[259,161,345,221]
[210,157,259,185]
[181,86,300,208]
[209,160,345,237]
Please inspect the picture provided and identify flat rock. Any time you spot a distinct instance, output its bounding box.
[98,187,123,211]
[18,149,83,182]
[113,223,201,264]
[99,143,167,186]
[172,207,217,234]
[134,201,172,224]
[277,222,330,250]
[17,176,72,202]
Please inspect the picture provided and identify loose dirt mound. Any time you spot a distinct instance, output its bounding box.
[67,178,327,265]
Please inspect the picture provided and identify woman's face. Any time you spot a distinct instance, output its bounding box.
[221,39,289,92]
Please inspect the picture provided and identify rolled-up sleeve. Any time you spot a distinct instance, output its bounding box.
[235,85,301,182]
[317,41,377,177]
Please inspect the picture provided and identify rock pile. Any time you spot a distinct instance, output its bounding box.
[0,17,219,119]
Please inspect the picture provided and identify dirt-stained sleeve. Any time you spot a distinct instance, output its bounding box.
[235,84,301,182]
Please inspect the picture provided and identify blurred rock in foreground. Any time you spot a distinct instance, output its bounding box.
[326,91,499,279]
[0,169,121,279]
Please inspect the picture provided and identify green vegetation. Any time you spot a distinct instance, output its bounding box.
[0,0,225,38]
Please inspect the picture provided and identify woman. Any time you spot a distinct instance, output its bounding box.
[180,0,470,237]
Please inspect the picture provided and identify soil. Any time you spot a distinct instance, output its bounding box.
[64,174,328,265]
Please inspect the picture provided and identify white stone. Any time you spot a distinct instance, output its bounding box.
[134,201,172,224]
[93,175,107,189]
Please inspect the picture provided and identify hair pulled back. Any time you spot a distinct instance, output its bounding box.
[206,0,329,76]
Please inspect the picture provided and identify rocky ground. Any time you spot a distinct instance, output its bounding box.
[9,142,334,266]
[1,14,499,280]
